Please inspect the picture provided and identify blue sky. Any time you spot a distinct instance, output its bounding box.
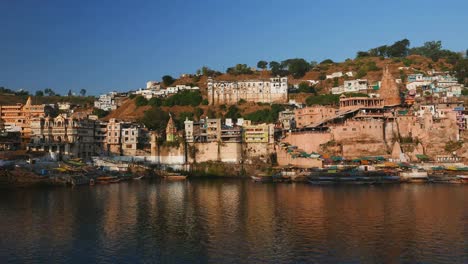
[1,0,467,95]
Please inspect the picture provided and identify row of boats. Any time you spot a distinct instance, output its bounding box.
[68,172,187,186]
[251,168,468,185]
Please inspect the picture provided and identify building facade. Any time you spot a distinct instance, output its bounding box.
[0,97,46,144]
[28,114,96,160]
[207,77,288,105]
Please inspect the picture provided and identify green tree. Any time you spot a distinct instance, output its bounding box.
[194,107,204,120]
[226,64,252,75]
[139,107,169,134]
[454,58,468,85]
[35,90,44,96]
[67,89,72,97]
[162,75,175,87]
[80,89,87,96]
[44,88,56,96]
[297,82,316,93]
[206,108,216,118]
[305,94,340,106]
[356,51,370,58]
[269,61,281,76]
[320,59,334,64]
[257,60,268,69]
[139,107,169,136]
[387,39,410,57]
[282,58,310,78]
[225,105,241,120]
[134,95,148,106]
[148,97,162,107]
[92,108,109,118]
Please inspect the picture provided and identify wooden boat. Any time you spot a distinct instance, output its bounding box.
[163,172,187,180]
[251,173,273,182]
[132,175,144,180]
[96,176,119,184]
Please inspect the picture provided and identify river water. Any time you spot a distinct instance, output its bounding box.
[0,179,466,263]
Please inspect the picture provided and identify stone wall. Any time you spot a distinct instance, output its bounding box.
[189,142,241,163]
[341,142,389,158]
[330,119,385,142]
[276,145,322,168]
[282,131,332,153]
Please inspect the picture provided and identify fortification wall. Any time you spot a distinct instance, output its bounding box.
[276,145,322,168]
[330,119,385,142]
[189,142,241,163]
[282,132,332,153]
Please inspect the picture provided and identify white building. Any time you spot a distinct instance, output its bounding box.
[207,77,288,105]
[94,92,123,111]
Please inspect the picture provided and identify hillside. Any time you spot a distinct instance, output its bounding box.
[106,54,460,122]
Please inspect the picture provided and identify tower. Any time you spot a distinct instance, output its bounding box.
[166,114,177,142]
[379,66,401,106]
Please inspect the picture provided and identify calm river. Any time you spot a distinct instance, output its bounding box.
[0,179,466,263]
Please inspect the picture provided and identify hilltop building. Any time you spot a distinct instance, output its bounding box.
[207,77,288,105]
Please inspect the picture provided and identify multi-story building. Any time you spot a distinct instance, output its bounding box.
[28,114,96,160]
[134,83,200,99]
[242,120,274,143]
[278,110,296,130]
[94,92,126,111]
[184,118,243,143]
[106,118,146,156]
[94,120,108,155]
[207,77,288,105]
[0,97,46,144]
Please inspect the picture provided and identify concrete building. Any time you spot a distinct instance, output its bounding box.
[106,118,146,156]
[242,120,274,143]
[278,110,296,130]
[0,97,46,144]
[94,92,125,111]
[207,77,288,105]
[28,114,96,160]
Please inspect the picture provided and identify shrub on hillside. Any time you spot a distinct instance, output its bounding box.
[135,95,148,106]
[305,94,340,106]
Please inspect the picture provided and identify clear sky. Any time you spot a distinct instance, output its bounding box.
[1,0,467,95]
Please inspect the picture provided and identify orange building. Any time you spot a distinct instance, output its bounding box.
[0,97,46,144]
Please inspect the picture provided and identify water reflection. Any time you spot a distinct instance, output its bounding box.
[0,181,466,263]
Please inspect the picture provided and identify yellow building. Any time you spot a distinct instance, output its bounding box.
[242,120,274,143]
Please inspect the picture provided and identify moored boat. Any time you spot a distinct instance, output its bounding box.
[400,169,428,183]
[163,172,187,180]
[96,176,119,184]
[456,175,468,183]
[251,173,273,182]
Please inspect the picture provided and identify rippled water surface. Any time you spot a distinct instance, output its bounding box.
[0,179,467,263]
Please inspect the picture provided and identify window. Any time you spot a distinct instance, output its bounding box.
[343,128,347,131]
